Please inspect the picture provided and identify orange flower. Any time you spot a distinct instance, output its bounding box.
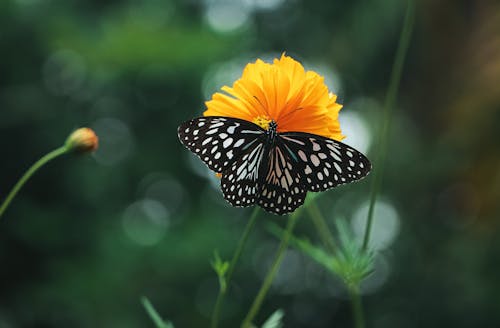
[204,54,344,141]
[65,128,99,153]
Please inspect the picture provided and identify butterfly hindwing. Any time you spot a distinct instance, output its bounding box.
[178,116,266,173]
[257,141,307,215]
[220,139,266,207]
[279,132,371,192]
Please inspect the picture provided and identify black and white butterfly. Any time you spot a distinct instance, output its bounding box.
[178,116,371,215]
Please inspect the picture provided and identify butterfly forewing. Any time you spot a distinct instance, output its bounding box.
[257,142,307,215]
[178,116,266,173]
[280,132,371,192]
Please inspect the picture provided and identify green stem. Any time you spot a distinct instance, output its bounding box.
[211,207,260,328]
[348,286,365,328]
[0,146,68,220]
[362,0,415,250]
[306,202,336,254]
[240,211,300,328]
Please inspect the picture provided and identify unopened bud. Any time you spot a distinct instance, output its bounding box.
[65,128,99,153]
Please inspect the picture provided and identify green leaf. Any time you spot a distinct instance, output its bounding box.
[210,250,230,293]
[261,309,284,328]
[329,219,374,288]
[141,296,175,328]
[266,219,374,289]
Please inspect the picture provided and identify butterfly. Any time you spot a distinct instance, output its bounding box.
[178,116,371,215]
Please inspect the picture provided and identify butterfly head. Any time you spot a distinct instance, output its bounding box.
[266,120,278,144]
[268,120,277,131]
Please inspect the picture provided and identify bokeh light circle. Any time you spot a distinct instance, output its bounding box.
[43,49,86,96]
[122,199,170,246]
[204,2,251,33]
[339,109,372,155]
[91,118,134,166]
[351,200,400,251]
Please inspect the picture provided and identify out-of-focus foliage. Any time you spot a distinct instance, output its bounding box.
[261,309,284,328]
[271,219,374,289]
[1,0,499,327]
[141,297,174,328]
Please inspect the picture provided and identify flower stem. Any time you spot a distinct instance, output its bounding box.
[240,211,300,328]
[211,206,260,328]
[306,202,336,254]
[0,146,69,220]
[348,286,365,328]
[362,0,415,250]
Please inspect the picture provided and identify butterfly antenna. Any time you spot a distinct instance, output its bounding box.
[253,95,271,117]
[278,106,303,122]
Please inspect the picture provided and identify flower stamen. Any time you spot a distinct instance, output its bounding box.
[253,115,273,130]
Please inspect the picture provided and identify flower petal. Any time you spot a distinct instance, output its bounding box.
[204,55,344,140]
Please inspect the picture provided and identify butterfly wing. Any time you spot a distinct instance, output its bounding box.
[279,132,371,192]
[220,138,267,208]
[178,116,266,173]
[179,117,371,214]
[257,140,307,215]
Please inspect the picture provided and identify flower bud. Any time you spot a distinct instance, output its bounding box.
[65,128,99,153]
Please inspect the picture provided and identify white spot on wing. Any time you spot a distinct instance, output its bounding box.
[223,137,233,148]
[310,154,320,167]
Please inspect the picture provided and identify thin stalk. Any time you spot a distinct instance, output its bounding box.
[240,211,300,328]
[363,0,415,250]
[306,202,336,254]
[211,207,260,328]
[0,146,68,219]
[348,286,365,328]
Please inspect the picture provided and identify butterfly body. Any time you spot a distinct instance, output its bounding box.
[178,116,371,215]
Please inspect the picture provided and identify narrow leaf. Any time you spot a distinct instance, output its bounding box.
[141,296,175,328]
[262,309,284,328]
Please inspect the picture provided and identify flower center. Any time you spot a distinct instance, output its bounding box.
[252,115,273,130]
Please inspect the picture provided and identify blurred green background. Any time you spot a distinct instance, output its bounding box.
[1,0,500,327]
